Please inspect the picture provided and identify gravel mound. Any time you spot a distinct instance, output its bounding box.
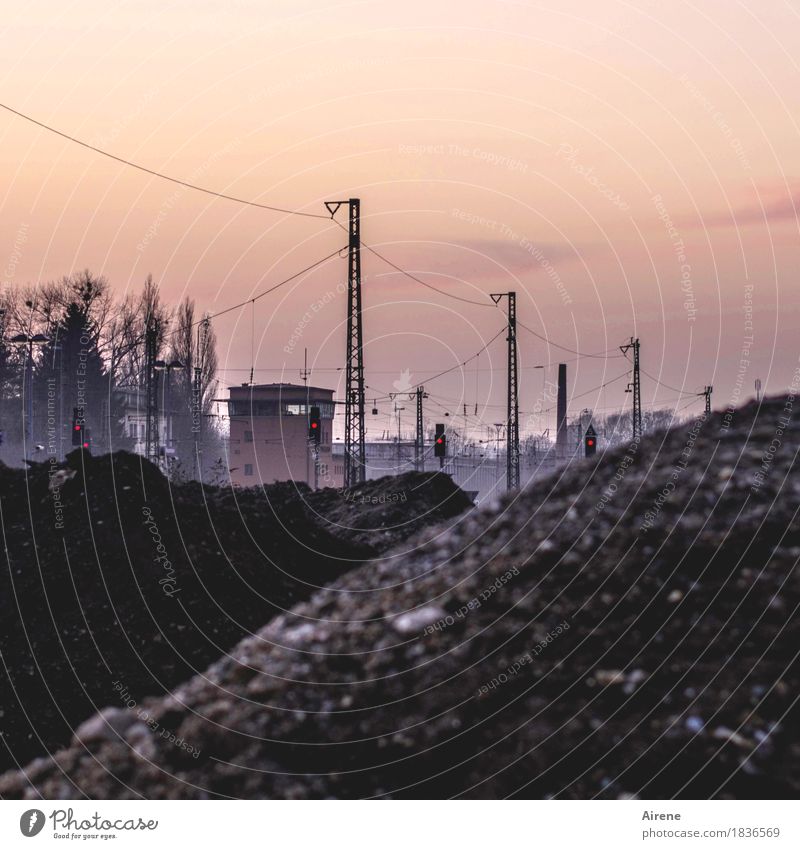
[0,453,470,776]
[2,397,798,799]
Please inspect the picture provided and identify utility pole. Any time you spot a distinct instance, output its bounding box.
[192,361,201,474]
[11,322,50,460]
[415,386,424,472]
[326,198,365,488]
[394,400,405,472]
[620,336,642,441]
[144,318,159,463]
[703,385,712,416]
[192,315,210,479]
[490,291,519,490]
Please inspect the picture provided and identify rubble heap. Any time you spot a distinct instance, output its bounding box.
[2,397,798,799]
[0,453,470,775]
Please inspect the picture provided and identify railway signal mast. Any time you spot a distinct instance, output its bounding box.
[490,292,520,490]
[703,385,712,416]
[326,199,365,488]
[620,337,642,441]
[415,386,425,472]
[144,318,160,463]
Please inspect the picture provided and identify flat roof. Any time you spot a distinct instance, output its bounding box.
[228,382,335,396]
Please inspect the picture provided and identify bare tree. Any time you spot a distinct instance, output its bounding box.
[167,296,219,477]
[108,274,171,387]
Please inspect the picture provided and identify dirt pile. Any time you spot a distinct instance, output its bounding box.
[305,473,470,549]
[2,396,799,799]
[0,454,471,776]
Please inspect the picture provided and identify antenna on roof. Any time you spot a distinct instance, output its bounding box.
[248,300,255,386]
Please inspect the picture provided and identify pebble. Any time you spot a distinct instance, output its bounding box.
[72,707,136,747]
[712,726,752,749]
[595,669,625,685]
[393,605,447,634]
[685,715,704,733]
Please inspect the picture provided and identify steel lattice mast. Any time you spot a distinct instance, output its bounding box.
[326,198,365,488]
[620,336,642,441]
[415,385,424,472]
[144,318,160,463]
[491,291,519,490]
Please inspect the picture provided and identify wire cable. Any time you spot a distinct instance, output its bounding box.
[369,327,506,401]
[326,213,496,307]
[619,349,700,396]
[0,101,329,219]
[364,241,496,307]
[524,370,631,417]
[517,318,625,360]
[114,248,344,363]
[202,247,345,324]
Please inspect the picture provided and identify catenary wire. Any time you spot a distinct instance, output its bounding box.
[0,101,329,219]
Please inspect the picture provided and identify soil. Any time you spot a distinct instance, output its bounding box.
[0,452,470,777]
[1,396,798,799]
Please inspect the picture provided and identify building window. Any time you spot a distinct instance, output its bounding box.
[244,464,254,477]
[244,430,253,443]
[228,400,335,418]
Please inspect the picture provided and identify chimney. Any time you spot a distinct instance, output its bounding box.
[556,363,567,453]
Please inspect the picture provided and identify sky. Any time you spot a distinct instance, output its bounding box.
[2,0,799,440]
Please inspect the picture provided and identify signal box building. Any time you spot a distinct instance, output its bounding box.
[227,383,341,488]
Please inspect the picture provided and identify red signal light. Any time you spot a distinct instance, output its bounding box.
[584,426,597,457]
[308,406,321,444]
[434,423,446,458]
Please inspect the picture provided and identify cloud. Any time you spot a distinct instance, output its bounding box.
[375,239,590,281]
[692,181,800,228]
[454,238,589,269]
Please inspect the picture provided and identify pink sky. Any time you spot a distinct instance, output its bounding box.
[2,0,799,438]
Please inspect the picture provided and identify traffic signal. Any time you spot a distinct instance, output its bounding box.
[434,423,446,458]
[82,428,92,451]
[308,405,321,445]
[584,424,597,458]
[71,407,84,447]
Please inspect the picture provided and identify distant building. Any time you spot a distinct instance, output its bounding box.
[116,386,167,455]
[227,383,341,488]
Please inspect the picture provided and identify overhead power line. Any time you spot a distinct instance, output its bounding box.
[326,213,495,307]
[204,248,345,323]
[365,242,496,308]
[370,326,506,401]
[5,103,696,396]
[343,222,628,362]
[516,318,625,360]
[620,349,698,396]
[515,370,631,418]
[121,248,344,360]
[0,101,328,219]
